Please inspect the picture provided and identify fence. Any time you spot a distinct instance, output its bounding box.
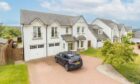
[0,40,23,65]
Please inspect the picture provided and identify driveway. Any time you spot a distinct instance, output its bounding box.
[27,56,121,84]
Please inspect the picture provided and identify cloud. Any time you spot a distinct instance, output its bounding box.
[40,0,140,21]
[0,1,11,11]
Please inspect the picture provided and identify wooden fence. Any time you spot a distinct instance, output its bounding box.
[0,40,23,65]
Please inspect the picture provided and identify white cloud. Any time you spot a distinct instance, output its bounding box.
[40,0,140,21]
[0,1,11,11]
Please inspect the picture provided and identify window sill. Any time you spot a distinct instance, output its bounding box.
[51,37,59,39]
[32,37,43,40]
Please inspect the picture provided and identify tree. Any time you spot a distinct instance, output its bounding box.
[0,26,5,37]
[122,32,133,44]
[0,26,21,39]
[101,41,137,66]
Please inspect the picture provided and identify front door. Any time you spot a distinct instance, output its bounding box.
[68,42,73,51]
[88,40,91,47]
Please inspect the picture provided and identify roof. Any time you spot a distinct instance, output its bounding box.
[88,24,109,40]
[76,35,86,40]
[20,10,81,26]
[61,34,76,42]
[0,38,7,44]
[97,18,117,29]
[97,18,132,32]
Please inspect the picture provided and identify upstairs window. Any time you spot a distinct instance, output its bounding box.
[82,27,84,33]
[33,26,41,38]
[77,27,80,33]
[51,27,58,38]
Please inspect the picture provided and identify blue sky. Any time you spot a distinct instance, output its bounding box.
[0,0,140,29]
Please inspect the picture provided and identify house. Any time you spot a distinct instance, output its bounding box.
[21,10,100,61]
[92,18,132,42]
[131,29,140,43]
[88,24,109,47]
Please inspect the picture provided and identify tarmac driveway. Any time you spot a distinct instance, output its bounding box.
[27,56,121,84]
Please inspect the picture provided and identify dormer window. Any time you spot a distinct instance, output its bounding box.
[33,26,41,39]
[98,29,103,34]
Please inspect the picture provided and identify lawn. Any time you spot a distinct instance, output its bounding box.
[80,47,104,59]
[0,64,29,84]
[81,48,140,84]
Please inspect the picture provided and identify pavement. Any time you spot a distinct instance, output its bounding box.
[133,45,140,55]
[27,56,121,84]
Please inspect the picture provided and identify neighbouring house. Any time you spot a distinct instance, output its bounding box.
[92,18,132,42]
[21,10,100,61]
[88,24,109,48]
[131,29,140,43]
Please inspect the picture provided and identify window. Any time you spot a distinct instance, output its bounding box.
[55,43,60,46]
[77,41,79,48]
[98,29,103,34]
[82,27,84,33]
[63,43,65,49]
[38,44,44,48]
[66,27,69,34]
[49,43,54,47]
[77,27,80,33]
[51,27,58,38]
[54,27,58,37]
[51,27,55,37]
[30,45,37,49]
[81,41,84,47]
[33,26,41,38]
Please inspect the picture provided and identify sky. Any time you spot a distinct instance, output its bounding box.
[0,0,140,29]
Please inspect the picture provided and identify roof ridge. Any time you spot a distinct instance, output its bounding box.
[21,9,80,18]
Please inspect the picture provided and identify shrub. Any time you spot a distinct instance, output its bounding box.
[101,41,137,66]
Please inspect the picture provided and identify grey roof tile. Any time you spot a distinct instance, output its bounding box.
[20,10,80,26]
[61,34,76,42]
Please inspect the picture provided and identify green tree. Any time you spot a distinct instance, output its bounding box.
[1,26,21,39]
[122,32,133,44]
[0,26,5,37]
[101,41,137,66]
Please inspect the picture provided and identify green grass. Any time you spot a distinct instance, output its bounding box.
[115,63,140,84]
[80,47,104,59]
[81,48,140,84]
[0,64,29,84]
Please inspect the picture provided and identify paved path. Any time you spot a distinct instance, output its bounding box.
[133,45,140,55]
[27,56,121,84]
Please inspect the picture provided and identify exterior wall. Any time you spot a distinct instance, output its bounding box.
[46,22,63,56]
[112,25,119,38]
[120,26,127,37]
[92,19,112,39]
[23,19,47,61]
[73,17,98,49]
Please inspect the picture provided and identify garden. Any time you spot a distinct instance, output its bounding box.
[81,40,140,84]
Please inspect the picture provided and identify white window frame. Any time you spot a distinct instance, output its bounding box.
[33,26,42,39]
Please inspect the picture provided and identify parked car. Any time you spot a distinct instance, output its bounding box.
[55,51,83,71]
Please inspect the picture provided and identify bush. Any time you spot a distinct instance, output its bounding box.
[101,41,137,66]
[0,26,21,39]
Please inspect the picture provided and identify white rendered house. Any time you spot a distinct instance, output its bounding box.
[21,10,100,61]
[92,18,132,42]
